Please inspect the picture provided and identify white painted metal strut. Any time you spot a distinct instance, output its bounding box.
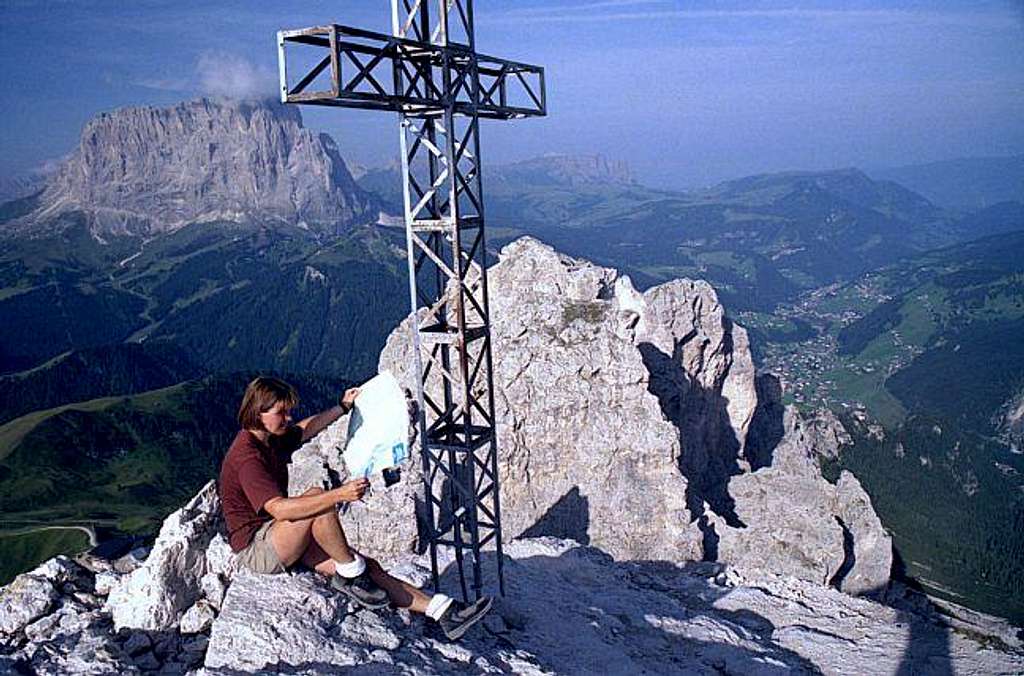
[277,0,546,602]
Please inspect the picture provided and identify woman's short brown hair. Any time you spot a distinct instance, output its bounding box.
[237,376,299,430]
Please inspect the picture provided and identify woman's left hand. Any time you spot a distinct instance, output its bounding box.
[340,387,360,412]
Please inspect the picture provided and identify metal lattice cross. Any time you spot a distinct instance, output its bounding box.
[278,1,546,600]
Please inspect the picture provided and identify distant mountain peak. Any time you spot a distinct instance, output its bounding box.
[13,97,375,237]
[494,153,635,187]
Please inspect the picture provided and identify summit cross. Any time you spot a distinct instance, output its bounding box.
[277,1,546,600]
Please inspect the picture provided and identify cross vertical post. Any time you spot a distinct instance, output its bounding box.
[277,1,546,600]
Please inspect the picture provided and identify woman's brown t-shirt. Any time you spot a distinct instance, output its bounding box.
[219,426,303,552]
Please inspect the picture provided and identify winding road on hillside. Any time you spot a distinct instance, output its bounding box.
[0,522,98,547]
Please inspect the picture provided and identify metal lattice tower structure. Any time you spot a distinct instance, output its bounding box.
[277,1,546,600]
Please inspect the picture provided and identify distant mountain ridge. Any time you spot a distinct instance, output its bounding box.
[476,164,964,310]
[356,152,637,214]
[8,98,376,238]
[492,153,635,187]
[358,158,999,311]
[699,167,939,223]
[870,154,1024,211]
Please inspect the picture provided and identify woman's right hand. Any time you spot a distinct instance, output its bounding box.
[335,478,370,503]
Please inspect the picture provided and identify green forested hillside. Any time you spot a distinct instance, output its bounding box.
[0,217,410,379]
[0,342,202,425]
[837,413,1024,623]
[812,230,1024,622]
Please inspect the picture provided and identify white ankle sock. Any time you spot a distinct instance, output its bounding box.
[425,593,454,621]
[334,554,366,578]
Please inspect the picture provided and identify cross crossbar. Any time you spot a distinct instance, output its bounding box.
[278,24,545,120]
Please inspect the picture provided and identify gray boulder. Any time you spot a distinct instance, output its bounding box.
[0,556,86,637]
[0,570,60,637]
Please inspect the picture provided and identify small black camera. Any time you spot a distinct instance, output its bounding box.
[382,467,402,487]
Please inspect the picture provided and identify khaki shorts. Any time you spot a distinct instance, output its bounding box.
[236,521,287,575]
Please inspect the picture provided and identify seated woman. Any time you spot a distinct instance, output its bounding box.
[218,376,490,640]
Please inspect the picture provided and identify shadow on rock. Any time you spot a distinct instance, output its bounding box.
[437,543,825,675]
[887,550,954,676]
[638,341,749,534]
[518,486,590,545]
[746,373,786,471]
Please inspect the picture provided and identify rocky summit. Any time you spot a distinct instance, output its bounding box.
[343,238,891,595]
[1,238,1022,674]
[15,98,375,237]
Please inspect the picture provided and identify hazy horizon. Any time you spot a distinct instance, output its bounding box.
[2,0,1022,190]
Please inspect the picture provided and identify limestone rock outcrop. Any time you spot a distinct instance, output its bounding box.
[17,98,376,236]
[805,407,854,461]
[320,237,890,593]
[708,408,892,595]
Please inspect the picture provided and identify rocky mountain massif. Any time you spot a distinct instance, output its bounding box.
[16,98,376,237]
[3,239,1021,674]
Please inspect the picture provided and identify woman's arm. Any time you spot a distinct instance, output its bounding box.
[297,388,359,442]
[264,479,369,521]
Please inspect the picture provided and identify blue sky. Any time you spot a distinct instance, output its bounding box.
[1,0,1022,189]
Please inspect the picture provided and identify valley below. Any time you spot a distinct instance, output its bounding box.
[739,235,1024,622]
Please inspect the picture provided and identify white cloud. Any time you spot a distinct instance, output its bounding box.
[195,52,277,100]
[129,76,191,93]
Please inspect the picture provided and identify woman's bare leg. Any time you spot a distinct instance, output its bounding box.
[268,487,356,568]
[365,555,431,614]
[308,507,357,564]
